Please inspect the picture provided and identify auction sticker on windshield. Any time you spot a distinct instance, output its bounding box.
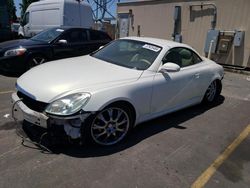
[142,44,161,52]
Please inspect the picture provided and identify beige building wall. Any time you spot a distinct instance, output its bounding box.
[117,0,250,68]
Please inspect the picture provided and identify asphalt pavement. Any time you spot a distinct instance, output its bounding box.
[0,71,249,188]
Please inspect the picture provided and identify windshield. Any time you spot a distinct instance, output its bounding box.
[31,28,65,43]
[92,39,162,70]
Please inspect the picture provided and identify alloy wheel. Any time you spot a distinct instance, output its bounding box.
[206,81,217,102]
[30,56,46,68]
[91,107,130,146]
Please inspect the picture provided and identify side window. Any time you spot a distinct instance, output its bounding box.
[62,30,87,43]
[163,48,182,66]
[163,48,202,67]
[89,30,110,41]
[80,30,88,41]
[179,48,202,67]
[192,52,203,64]
[179,48,193,67]
[100,32,111,40]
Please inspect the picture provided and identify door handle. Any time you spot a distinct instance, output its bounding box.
[194,73,200,78]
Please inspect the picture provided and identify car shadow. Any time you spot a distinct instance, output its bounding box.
[20,95,225,157]
[0,70,22,77]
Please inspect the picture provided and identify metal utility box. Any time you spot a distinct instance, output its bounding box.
[234,31,244,47]
[218,39,231,53]
[204,29,220,53]
[217,32,234,54]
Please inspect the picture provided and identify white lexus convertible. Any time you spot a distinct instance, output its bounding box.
[12,37,224,146]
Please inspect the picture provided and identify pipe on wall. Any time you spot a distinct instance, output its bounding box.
[190,3,217,30]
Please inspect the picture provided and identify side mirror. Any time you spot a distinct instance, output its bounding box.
[57,39,67,45]
[159,62,180,73]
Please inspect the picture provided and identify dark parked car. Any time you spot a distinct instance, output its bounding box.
[0,27,112,73]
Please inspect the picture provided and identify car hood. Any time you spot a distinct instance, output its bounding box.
[17,55,143,103]
[0,39,46,50]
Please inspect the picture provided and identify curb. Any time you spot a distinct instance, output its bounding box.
[223,67,250,76]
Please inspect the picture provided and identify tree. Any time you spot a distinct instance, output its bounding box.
[6,0,17,22]
[20,0,39,17]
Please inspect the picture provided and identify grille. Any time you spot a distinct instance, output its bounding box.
[17,91,48,113]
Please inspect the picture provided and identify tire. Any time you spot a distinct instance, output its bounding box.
[81,104,133,146]
[28,55,47,69]
[202,80,222,104]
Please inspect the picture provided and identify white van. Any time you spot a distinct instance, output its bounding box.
[19,0,93,38]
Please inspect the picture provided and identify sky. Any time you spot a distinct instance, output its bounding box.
[14,0,130,18]
[14,0,21,17]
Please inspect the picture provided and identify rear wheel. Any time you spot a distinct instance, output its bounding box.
[82,105,133,146]
[202,80,222,103]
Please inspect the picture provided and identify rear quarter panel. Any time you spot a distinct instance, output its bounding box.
[200,58,224,97]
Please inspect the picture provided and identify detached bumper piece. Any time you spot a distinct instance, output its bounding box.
[11,92,90,151]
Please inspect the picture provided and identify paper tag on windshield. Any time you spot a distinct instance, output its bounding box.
[142,44,161,52]
[56,29,64,32]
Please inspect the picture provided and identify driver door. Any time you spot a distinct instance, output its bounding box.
[151,47,201,114]
[53,29,88,59]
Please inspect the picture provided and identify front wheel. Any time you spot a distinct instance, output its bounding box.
[82,105,132,146]
[202,80,222,103]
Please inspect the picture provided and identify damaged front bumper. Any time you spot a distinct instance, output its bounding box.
[11,92,91,140]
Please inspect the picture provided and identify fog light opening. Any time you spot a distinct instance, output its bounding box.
[64,118,82,139]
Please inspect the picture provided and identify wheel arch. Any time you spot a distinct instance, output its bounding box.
[25,52,50,69]
[201,70,223,101]
[210,74,223,90]
[202,76,222,103]
[81,99,137,146]
[106,100,137,126]
[86,98,138,127]
[26,52,49,61]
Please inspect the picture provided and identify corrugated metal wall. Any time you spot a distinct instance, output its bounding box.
[117,0,250,68]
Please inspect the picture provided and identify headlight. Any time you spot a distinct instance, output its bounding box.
[4,47,27,57]
[45,93,91,116]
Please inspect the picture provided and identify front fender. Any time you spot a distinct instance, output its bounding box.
[82,77,154,122]
[83,87,139,115]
